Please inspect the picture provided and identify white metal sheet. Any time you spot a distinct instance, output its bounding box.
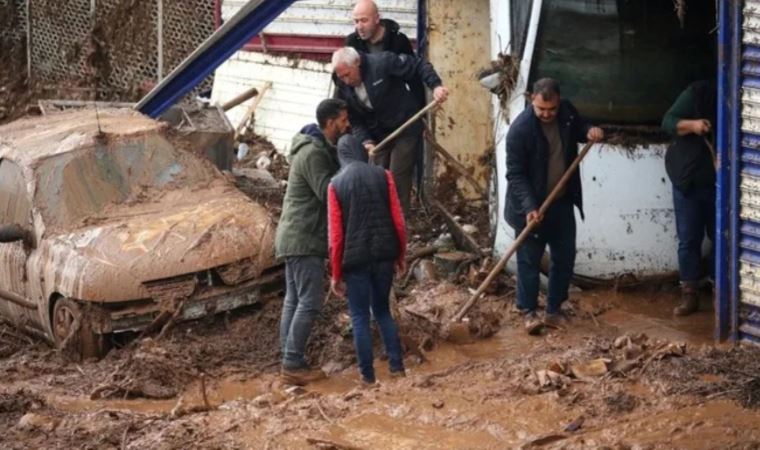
[221,0,417,38]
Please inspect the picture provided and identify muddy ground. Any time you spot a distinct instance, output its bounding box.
[3,268,760,450]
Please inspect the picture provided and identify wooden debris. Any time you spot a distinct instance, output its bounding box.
[430,199,484,257]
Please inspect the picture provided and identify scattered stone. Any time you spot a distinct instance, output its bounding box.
[570,359,610,379]
[462,224,478,235]
[16,412,58,432]
[432,400,444,409]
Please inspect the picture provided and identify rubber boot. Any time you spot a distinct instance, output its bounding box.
[674,285,699,316]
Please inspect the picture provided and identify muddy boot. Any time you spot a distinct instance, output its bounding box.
[281,367,327,386]
[543,312,564,329]
[524,311,543,335]
[674,286,699,316]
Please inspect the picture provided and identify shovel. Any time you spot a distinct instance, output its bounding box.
[449,140,597,334]
[369,100,440,156]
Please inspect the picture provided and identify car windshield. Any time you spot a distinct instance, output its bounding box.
[35,132,220,232]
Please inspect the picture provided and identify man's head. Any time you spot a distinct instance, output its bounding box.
[332,47,362,87]
[352,0,381,42]
[337,134,368,167]
[530,78,561,123]
[316,98,350,144]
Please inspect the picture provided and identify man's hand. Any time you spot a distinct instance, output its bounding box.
[526,210,543,225]
[587,127,604,143]
[433,86,449,103]
[690,119,711,135]
[330,279,346,300]
[364,142,377,156]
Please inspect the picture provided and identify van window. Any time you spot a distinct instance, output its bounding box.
[530,0,715,124]
[0,160,31,226]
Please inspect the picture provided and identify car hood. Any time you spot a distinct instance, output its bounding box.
[43,188,277,302]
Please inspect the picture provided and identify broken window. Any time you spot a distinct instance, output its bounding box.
[529,0,715,124]
[0,160,31,227]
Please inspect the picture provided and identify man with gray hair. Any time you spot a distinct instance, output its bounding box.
[505,78,603,335]
[332,46,449,215]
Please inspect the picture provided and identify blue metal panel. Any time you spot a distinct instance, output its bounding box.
[736,0,760,345]
[136,0,298,117]
[716,0,736,341]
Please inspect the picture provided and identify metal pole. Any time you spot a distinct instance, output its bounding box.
[158,0,164,81]
[26,0,32,82]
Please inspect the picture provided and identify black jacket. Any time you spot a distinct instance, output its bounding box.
[334,52,442,144]
[345,19,426,108]
[505,99,591,229]
[663,80,717,192]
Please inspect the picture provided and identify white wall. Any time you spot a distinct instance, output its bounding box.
[211,52,333,153]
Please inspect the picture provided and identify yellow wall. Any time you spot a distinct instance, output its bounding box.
[426,0,493,197]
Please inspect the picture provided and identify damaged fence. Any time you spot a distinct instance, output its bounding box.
[23,0,216,99]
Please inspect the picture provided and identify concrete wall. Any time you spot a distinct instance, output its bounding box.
[426,0,494,197]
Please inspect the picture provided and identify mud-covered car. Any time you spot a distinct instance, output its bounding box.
[0,109,282,357]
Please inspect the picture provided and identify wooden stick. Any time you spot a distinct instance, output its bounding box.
[221,86,259,111]
[704,136,718,171]
[424,131,487,198]
[370,100,439,156]
[452,140,596,322]
[235,81,272,140]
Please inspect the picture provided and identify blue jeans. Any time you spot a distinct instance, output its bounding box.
[672,186,715,285]
[344,261,404,383]
[280,256,324,370]
[515,198,576,315]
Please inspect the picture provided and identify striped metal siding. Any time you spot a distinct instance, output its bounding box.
[221,0,417,38]
[740,0,760,343]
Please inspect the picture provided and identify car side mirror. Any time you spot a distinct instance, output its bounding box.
[0,224,32,245]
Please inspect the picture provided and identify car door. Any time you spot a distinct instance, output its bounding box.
[0,159,36,325]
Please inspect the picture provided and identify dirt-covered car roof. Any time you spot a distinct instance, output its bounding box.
[0,108,160,166]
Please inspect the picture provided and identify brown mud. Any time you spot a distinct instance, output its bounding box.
[3,276,760,449]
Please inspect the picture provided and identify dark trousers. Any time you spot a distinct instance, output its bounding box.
[515,198,576,315]
[371,130,419,216]
[343,261,404,383]
[280,256,324,370]
[672,185,715,285]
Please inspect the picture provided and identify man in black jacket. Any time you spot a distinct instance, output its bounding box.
[346,0,425,109]
[506,78,603,335]
[331,46,449,215]
[661,80,717,316]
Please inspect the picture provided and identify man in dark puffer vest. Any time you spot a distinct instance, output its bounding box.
[328,134,407,385]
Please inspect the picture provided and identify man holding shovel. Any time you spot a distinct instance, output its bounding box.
[506,78,603,335]
[331,46,449,215]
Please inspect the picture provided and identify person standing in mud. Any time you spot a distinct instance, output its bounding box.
[275,99,350,386]
[505,78,604,335]
[327,134,407,386]
[331,46,449,217]
[661,80,717,316]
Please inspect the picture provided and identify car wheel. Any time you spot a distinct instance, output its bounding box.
[52,298,109,360]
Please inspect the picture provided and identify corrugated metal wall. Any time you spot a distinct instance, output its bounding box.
[221,0,417,38]
[739,0,760,343]
[27,0,215,99]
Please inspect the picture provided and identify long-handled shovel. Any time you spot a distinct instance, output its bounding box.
[369,100,440,156]
[450,140,597,326]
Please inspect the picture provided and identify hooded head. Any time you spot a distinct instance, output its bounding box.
[337,134,368,167]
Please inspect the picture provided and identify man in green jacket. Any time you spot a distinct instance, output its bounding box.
[275,99,350,385]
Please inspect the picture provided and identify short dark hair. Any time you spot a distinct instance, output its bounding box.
[316,98,348,128]
[532,78,560,100]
